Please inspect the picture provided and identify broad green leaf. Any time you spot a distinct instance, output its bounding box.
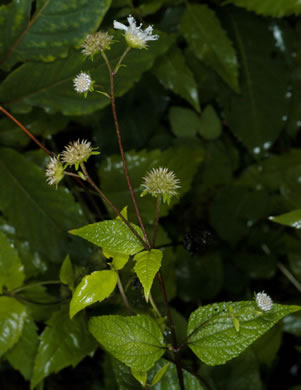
[103,248,130,271]
[0,0,111,70]
[0,231,25,293]
[187,301,301,365]
[0,33,172,115]
[89,314,166,371]
[70,270,118,318]
[151,362,170,386]
[31,306,96,389]
[169,106,200,138]
[0,297,27,357]
[133,249,163,301]
[198,105,222,140]
[0,148,87,262]
[99,147,203,224]
[219,9,290,156]
[70,220,145,255]
[270,209,301,229]
[6,316,39,380]
[153,46,200,112]
[225,0,301,17]
[181,4,239,92]
[59,255,74,290]
[131,368,147,386]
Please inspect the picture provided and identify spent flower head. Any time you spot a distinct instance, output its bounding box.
[73,72,94,95]
[61,139,100,170]
[255,291,273,312]
[113,15,159,49]
[45,156,64,188]
[141,167,180,205]
[81,31,113,58]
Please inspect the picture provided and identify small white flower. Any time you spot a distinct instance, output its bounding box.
[256,292,273,312]
[141,167,180,205]
[113,15,159,49]
[61,139,99,170]
[73,72,93,94]
[45,156,64,188]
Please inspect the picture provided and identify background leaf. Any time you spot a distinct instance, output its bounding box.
[270,209,301,229]
[225,0,301,17]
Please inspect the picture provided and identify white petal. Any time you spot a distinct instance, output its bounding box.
[113,20,128,31]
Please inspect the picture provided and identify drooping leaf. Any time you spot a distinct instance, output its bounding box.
[270,209,301,229]
[69,220,145,255]
[187,301,301,366]
[0,297,27,357]
[99,147,203,224]
[0,33,172,115]
[6,316,39,380]
[181,4,239,92]
[0,231,25,293]
[219,9,290,155]
[0,148,87,262]
[151,362,170,386]
[31,305,96,389]
[59,255,74,291]
[153,46,200,112]
[69,270,118,318]
[89,314,166,371]
[133,249,163,301]
[225,0,301,17]
[168,106,200,138]
[103,248,130,271]
[0,0,111,70]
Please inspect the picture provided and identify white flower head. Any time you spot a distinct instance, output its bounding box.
[81,31,113,58]
[73,72,94,95]
[256,292,273,312]
[61,139,100,170]
[113,15,159,49]
[45,156,64,188]
[141,167,180,205]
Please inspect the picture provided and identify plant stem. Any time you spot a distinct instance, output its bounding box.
[117,272,132,314]
[80,163,148,249]
[113,47,131,74]
[102,52,151,249]
[12,280,61,294]
[278,262,301,293]
[0,106,53,156]
[152,196,161,248]
[149,292,162,318]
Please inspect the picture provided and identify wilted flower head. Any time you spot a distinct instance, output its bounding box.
[81,31,113,58]
[45,156,64,188]
[256,292,273,312]
[141,167,180,205]
[61,139,100,170]
[73,72,94,94]
[113,15,159,49]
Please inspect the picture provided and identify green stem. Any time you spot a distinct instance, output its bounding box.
[113,47,131,74]
[152,195,161,248]
[149,292,162,318]
[117,272,133,314]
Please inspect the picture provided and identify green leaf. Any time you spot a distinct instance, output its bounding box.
[225,0,301,17]
[103,248,130,271]
[131,368,147,386]
[99,147,203,224]
[31,306,96,389]
[198,105,222,140]
[59,255,74,290]
[70,220,144,255]
[169,106,200,138]
[0,0,111,70]
[219,9,290,156]
[133,249,163,301]
[89,314,165,371]
[70,270,118,318]
[0,231,25,293]
[151,362,170,386]
[181,4,239,92]
[6,316,39,380]
[0,297,27,357]
[0,33,172,115]
[153,46,200,112]
[0,148,87,262]
[187,301,301,366]
[270,209,301,229]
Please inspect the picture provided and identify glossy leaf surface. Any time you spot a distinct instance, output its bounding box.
[89,314,165,371]
[187,301,301,365]
[70,270,118,318]
[270,209,301,229]
[0,231,25,293]
[133,249,163,301]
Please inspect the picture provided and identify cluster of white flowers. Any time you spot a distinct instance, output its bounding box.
[45,156,64,187]
[73,72,93,94]
[255,292,273,312]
